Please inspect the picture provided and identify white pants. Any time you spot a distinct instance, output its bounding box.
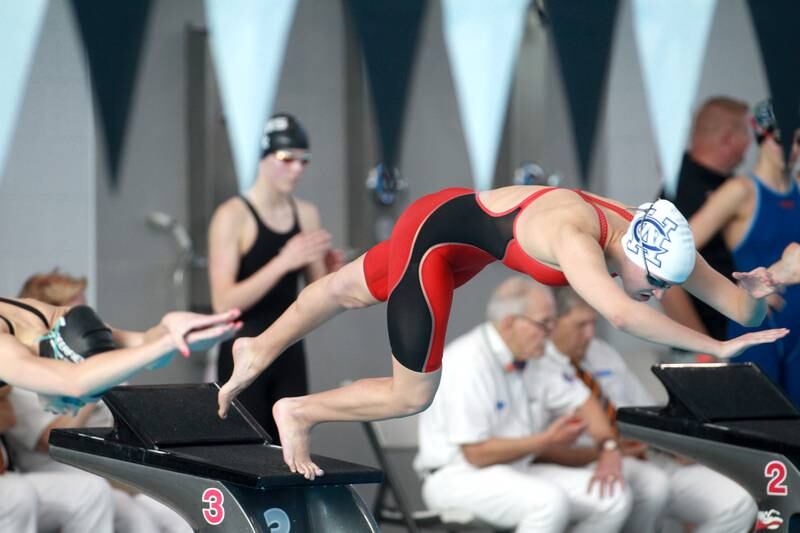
[657,457,757,533]
[113,490,192,533]
[422,462,632,533]
[613,458,670,533]
[0,470,113,533]
[31,459,191,532]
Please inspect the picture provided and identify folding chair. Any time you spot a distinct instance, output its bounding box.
[363,416,508,532]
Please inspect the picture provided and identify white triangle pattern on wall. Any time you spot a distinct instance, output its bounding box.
[204,0,298,191]
[632,0,716,198]
[0,0,48,184]
[442,0,528,191]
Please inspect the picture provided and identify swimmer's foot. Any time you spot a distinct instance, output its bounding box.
[274,397,323,480]
[218,337,275,418]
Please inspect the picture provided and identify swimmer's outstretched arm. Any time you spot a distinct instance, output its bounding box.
[555,229,784,359]
[112,324,168,347]
[113,310,242,355]
[682,253,768,325]
[0,310,240,397]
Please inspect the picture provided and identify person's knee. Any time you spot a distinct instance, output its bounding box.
[0,477,38,522]
[530,489,570,520]
[602,484,634,519]
[112,489,159,532]
[393,389,434,415]
[710,485,757,528]
[390,375,437,415]
[517,488,570,532]
[73,474,112,512]
[732,495,758,530]
[637,466,670,509]
[327,267,372,309]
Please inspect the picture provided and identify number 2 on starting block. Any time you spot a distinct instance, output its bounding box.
[765,460,789,496]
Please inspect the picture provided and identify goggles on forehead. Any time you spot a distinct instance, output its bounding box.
[274,150,312,165]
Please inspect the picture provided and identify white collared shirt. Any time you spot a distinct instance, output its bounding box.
[414,323,589,474]
[543,339,656,408]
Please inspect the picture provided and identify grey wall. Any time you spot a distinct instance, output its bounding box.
[95,0,207,383]
[0,0,95,302]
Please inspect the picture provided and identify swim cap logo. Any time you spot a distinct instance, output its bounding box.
[40,317,85,364]
[261,116,290,150]
[265,116,289,134]
[626,214,678,268]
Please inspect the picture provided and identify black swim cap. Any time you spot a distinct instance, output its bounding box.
[39,305,116,362]
[260,113,310,159]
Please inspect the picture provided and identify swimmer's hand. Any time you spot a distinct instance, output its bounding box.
[279,230,332,271]
[733,267,783,299]
[160,309,242,357]
[717,328,790,359]
[185,319,242,353]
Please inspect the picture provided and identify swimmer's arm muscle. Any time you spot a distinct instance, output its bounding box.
[553,228,720,355]
[0,333,174,397]
[682,253,766,327]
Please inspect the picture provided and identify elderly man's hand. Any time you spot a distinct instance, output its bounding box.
[588,445,623,498]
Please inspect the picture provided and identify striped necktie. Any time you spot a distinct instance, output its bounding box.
[571,362,618,436]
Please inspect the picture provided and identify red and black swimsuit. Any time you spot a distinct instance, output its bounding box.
[363,187,632,373]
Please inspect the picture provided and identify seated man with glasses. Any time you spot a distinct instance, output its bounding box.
[413,277,668,532]
[542,286,757,532]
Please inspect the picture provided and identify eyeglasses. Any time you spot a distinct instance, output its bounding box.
[514,314,556,334]
[274,150,312,165]
[638,205,671,291]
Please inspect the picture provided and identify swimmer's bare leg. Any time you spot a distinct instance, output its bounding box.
[218,254,379,417]
[274,357,440,480]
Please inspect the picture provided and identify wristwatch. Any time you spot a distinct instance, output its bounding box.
[598,438,619,452]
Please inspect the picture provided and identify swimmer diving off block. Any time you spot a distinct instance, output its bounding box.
[217,186,787,479]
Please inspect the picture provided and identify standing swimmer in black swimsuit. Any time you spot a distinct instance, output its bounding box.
[0,296,240,412]
[208,114,342,441]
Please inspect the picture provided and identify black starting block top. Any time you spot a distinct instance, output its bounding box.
[617,363,800,460]
[49,383,382,489]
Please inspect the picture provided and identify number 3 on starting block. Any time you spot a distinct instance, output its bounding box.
[202,487,225,525]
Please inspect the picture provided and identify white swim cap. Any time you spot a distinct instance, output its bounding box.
[623,199,696,284]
